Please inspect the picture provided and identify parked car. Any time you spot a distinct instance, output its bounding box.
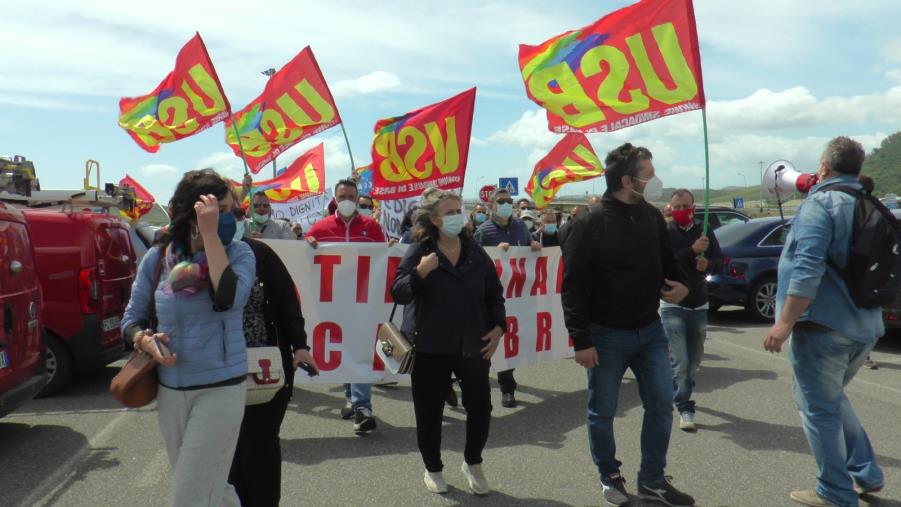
[0,203,47,417]
[882,210,901,330]
[707,217,791,321]
[22,208,136,395]
[697,206,751,230]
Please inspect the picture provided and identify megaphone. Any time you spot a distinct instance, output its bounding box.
[763,160,818,197]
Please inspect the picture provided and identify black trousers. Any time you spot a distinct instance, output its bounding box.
[411,353,492,472]
[229,385,292,507]
[497,368,517,394]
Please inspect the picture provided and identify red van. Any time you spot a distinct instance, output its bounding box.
[22,208,135,395]
[0,202,46,416]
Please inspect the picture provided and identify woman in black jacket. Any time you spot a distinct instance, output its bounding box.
[228,231,319,507]
[391,187,505,496]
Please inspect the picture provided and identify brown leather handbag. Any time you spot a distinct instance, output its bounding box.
[377,304,415,374]
[110,253,165,408]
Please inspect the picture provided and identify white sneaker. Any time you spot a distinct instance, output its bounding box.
[461,462,490,495]
[679,412,696,432]
[423,471,448,494]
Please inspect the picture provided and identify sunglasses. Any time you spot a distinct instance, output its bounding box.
[253,203,271,209]
[496,199,513,205]
[359,204,374,210]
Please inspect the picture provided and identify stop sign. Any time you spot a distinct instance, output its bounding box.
[479,184,496,203]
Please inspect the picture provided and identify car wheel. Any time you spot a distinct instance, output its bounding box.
[37,333,74,397]
[747,277,777,322]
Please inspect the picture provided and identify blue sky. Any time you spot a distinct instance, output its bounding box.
[2,0,901,204]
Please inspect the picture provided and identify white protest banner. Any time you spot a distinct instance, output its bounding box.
[270,189,333,229]
[263,241,573,383]
[379,196,419,239]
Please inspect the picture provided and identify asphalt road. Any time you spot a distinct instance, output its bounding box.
[3,309,901,507]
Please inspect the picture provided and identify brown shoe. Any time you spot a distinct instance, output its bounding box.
[790,489,836,507]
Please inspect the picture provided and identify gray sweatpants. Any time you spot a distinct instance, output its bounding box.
[158,382,245,507]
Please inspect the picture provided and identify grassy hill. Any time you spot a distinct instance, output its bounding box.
[863,132,901,196]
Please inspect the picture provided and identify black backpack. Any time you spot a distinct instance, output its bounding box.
[827,185,901,308]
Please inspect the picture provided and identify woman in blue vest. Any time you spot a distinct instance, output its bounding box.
[122,169,255,506]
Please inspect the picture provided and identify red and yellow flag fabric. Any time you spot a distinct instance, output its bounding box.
[233,142,325,204]
[370,88,476,200]
[525,133,604,209]
[226,47,341,174]
[118,174,156,220]
[519,0,704,134]
[118,33,230,152]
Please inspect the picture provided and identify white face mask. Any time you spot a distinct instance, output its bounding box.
[633,175,663,201]
[337,200,357,217]
[440,214,465,236]
[253,212,269,224]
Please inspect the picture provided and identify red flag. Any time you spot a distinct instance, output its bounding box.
[119,174,156,217]
[519,0,704,133]
[371,88,476,200]
[118,33,230,152]
[525,133,604,209]
[232,143,325,203]
[226,48,341,174]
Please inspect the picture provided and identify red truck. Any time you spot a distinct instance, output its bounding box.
[0,202,47,416]
[22,205,136,395]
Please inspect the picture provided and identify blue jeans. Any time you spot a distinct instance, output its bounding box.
[343,383,372,411]
[789,327,883,507]
[661,306,707,414]
[586,320,673,484]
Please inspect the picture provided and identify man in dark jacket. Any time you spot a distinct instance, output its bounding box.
[662,189,721,433]
[533,208,561,247]
[475,188,541,407]
[562,143,694,507]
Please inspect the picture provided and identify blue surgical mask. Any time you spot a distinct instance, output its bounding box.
[495,203,513,219]
[218,212,237,246]
[544,223,557,235]
[358,208,373,217]
[441,214,465,236]
[474,212,487,223]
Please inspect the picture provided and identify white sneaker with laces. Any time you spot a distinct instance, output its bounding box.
[461,462,490,495]
[423,471,448,494]
[679,412,696,431]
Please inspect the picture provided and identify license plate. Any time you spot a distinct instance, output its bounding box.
[102,316,121,333]
[0,351,8,369]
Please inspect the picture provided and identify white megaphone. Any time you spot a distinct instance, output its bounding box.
[763,160,818,197]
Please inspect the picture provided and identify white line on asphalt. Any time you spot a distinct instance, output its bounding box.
[710,338,901,399]
[136,450,168,489]
[5,407,155,418]
[16,410,129,507]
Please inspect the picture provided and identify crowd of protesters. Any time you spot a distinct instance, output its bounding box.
[124,136,885,507]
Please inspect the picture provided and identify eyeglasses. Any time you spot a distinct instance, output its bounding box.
[496,199,513,205]
[253,203,270,209]
[359,204,374,210]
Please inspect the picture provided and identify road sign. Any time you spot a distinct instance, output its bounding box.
[499,177,519,196]
[479,184,497,203]
[733,197,745,209]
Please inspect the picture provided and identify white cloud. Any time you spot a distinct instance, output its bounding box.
[882,38,901,62]
[332,71,400,98]
[140,163,179,177]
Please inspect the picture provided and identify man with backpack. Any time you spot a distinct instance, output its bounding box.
[764,136,900,507]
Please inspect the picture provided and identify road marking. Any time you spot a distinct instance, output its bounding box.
[17,410,129,507]
[710,337,901,399]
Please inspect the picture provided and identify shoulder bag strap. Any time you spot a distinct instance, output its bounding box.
[149,248,165,330]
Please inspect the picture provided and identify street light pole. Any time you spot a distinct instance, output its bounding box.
[738,172,747,188]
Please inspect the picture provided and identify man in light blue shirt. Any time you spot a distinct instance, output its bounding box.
[764,136,884,507]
